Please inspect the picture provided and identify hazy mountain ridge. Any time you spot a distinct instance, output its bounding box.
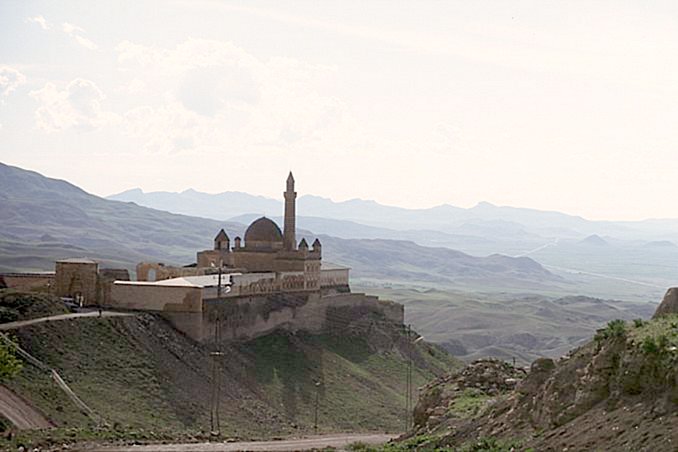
[108,186,678,240]
[0,162,556,293]
[0,163,243,270]
[108,185,678,300]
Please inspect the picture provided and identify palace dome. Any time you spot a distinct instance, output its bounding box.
[244,217,283,245]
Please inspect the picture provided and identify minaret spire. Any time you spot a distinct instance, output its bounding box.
[283,171,297,251]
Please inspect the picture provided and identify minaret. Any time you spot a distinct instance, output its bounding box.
[283,171,297,251]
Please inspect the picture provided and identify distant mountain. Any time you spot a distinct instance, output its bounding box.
[377,288,657,364]
[109,189,586,237]
[0,163,243,271]
[643,240,677,249]
[107,187,678,243]
[578,234,609,246]
[0,162,558,293]
[109,187,281,220]
[105,186,678,301]
[319,236,562,291]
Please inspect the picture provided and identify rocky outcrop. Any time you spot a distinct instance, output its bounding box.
[653,287,678,318]
[413,359,526,430]
[405,314,678,451]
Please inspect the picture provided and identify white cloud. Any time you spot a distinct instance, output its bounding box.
[30,79,118,132]
[0,66,26,96]
[115,38,362,154]
[61,22,98,50]
[61,22,84,35]
[27,15,50,30]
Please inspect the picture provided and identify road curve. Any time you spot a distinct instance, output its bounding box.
[0,385,53,429]
[90,433,395,451]
[0,310,133,331]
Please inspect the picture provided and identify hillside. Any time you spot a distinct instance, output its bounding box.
[0,162,560,294]
[0,162,245,271]
[362,287,656,365]
[0,290,460,449]
[320,236,561,292]
[108,186,678,302]
[393,305,678,451]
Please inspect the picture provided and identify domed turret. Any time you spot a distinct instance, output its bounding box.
[244,217,283,250]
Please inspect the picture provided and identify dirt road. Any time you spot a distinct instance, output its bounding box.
[0,310,132,331]
[91,433,395,451]
[0,385,52,429]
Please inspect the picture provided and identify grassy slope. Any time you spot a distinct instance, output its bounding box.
[2,300,460,448]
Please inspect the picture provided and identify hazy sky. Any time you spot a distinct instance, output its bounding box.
[1,1,677,221]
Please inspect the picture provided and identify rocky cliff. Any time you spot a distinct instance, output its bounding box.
[405,296,678,451]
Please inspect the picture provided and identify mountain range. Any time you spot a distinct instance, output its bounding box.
[108,186,678,301]
[0,162,559,293]
[1,161,664,361]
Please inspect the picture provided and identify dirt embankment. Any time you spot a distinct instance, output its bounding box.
[0,385,52,429]
[410,310,678,451]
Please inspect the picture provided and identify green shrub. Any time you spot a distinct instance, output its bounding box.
[0,307,18,323]
[633,319,645,328]
[594,319,627,344]
[641,336,658,354]
[0,341,22,381]
[459,437,524,452]
[607,319,627,337]
[447,388,491,419]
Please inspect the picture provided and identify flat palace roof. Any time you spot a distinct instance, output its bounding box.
[56,258,98,264]
[321,262,351,271]
[116,273,242,288]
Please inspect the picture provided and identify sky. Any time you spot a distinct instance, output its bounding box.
[1,1,678,221]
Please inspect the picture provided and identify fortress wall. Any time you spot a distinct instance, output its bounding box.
[54,262,98,305]
[136,262,201,282]
[231,252,278,272]
[169,291,404,343]
[227,272,315,298]
[109,283,203,312]
[0,273,54,292]
[319,293,405,325]
[320,268,350,289]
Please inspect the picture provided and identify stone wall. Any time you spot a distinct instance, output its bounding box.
[164,291,404,343]
[136,262,202,282]
[54,261,98,305]
[196,249,233,268]
[99,268,130,306]
[0,273,54,292]
[320,268,349,289]
[109,282,203,312]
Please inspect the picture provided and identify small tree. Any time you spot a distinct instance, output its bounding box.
[0,341,23,381]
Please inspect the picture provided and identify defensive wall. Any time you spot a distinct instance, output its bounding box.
[161,291,404,343]
[0,272,54,292]
[109,282,203,312]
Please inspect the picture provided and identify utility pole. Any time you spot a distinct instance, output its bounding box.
[404,323,413,432]
[313,380,321,434]
[217,259,223,298]
[407,323,413,431]
[210,316,223,436]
